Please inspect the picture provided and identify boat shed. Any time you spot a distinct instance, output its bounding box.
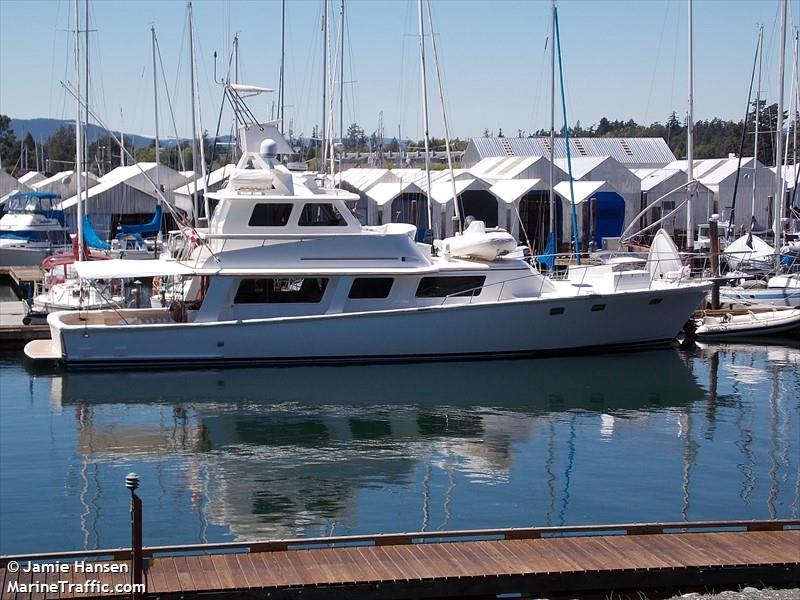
[100,163,189,207]
[554,156,641,249]
[31,170,99,200]
[666,158,775,233]
[634,168,714,236]
[0,170,32,205]
[470,156,568,249]
[17,171,46,187]
[462,137,676,170]
[60,179,163,239]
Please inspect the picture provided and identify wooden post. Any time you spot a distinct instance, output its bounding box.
[709,216,720,309]
[126,473,143,600]
[131,494,143,599]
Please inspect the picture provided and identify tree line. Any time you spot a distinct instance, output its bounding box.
[2,102,797,176]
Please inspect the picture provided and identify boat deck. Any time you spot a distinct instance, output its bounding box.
[1,520,798,599]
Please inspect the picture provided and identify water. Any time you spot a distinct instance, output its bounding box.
[1,343,798,555]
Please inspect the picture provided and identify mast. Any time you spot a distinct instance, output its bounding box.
[188,1,199,225]
[189,4,210,223]
[774,0,787,267]
[321,0,328,175]
[151,26,160,204]
[548,0,556,248]
[233,33,240,162]
[339,0,344,150]
[417,0,434,238]
[74,0,84,261]
[84,0,90,214]
[425,0,461,230]
[279,0,285,135]
[685,0,694,250]
[753,24,763,220]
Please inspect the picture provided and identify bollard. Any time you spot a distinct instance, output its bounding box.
[125,473,143,600]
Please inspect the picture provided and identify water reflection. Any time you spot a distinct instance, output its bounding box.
[2,345,798,554]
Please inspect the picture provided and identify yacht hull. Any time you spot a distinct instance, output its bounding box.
[32,285,708,367]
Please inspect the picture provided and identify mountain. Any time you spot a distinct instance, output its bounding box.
[10,118,154,149]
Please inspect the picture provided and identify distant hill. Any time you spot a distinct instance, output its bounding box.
[11,118,154,149]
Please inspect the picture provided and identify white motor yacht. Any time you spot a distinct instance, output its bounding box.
[26,139,710,367]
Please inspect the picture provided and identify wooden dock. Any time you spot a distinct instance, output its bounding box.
[1,520,798,599]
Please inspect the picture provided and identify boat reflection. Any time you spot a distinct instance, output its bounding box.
[43,350,709,540]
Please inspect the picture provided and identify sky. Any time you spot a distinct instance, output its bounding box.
[1,0,799,144]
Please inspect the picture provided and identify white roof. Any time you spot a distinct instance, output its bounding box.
[366,180,423,206]
[17,171,45,186]
[488,179,542,204]
[554,180,611,204]
[470,156,549,179]
[0,170,31,197]
[554,156,611,180]
[429,177,488,204]
[75,259,196,279]
[174,164,236,197]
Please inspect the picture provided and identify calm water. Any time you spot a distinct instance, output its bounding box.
[1,343,798,555]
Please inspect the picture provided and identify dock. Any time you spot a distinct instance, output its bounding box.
[2,520,798,599]
[0,267,48,345]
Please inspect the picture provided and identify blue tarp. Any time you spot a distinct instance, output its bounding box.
[82,216,110,251]
[118,204,162,235]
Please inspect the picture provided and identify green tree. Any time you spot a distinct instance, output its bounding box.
[0,114,20,174]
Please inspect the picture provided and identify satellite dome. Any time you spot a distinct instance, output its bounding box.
[259,139,278,158]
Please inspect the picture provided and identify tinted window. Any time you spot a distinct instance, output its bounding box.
[248,203,293,226]
[349,278,394,299]
[415,276,485,298]
[299,203,348,226]
[234,278,328,303]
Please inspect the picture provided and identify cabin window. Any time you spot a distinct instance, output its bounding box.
[549,307,565,315]
[234,278,329,303]
[248,203,293,227]
[349,278,394,299]
[415,276,485,298]
[649,298,663,305]
[591,304,606,312]
[299,203,348,227]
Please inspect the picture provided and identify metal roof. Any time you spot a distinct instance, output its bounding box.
[464,137,676,167]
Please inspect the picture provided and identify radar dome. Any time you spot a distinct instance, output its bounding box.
[259,139,278,158]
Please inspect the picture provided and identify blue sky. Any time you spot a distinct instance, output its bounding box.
[1,0,798,143]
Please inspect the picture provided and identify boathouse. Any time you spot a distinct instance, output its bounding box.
[666,157,775,233]
[462,137,676,170]
[634,168,714,236]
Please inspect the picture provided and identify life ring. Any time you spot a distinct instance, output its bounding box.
[152,276,162,295]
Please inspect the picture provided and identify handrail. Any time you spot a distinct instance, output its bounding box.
[2,519,797,566]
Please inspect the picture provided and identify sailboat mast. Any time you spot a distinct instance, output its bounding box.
[339,0,344,149]
[152,26,160,203]
[84,0,89,205]
[74,0,84,261]
[424,0,461,229]
[417,0,434,238]
[549,0,556,242]
[774,0,787,267]
[685,0,694,250]
[279,0,285,135]
[188,1,199,225]
[321,0,328,175]
[753,24,763,220]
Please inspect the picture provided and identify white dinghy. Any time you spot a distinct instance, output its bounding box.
[692,306,800,339]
